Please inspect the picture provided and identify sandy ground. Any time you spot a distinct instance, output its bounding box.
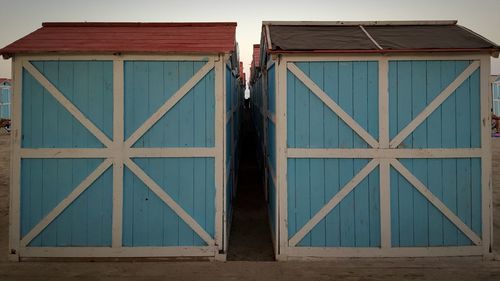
[0,132,499,280]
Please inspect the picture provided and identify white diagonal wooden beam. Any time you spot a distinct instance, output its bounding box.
[20,159,113,247]
[124,158,215,246]
[288,63,379,148]
[390,61,480,148]
[390,159,482,245]
[288,159,379,247]
[23,61,113,148]
[125,59,215,147]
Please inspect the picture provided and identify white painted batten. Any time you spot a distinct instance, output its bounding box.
[390,159,482,246]
[20,159,113,247]
[284,54,487,62]
[288,159,379,247]
[287,62,379,148]
[480,56,493,255]
[124,159,215,246]
[214,56,224,252]
[126,147,216,158]
[19,246,216,258]
[18,54,215,61]
[112,59,124,248]
[263,20,458,26]
[9,57,22,261]
[276,57,288,259]
[286,246,483,259]
[125,59,215,147]
[23,61,114,148]
[390,61,480,148]
[287,148,483,159]
[378,58,389,148]
[20,148,112,158]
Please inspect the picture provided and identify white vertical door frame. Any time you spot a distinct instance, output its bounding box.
[480,55,492,255]
[9,57,22,261]
[276,56,288,260]
[378,57,391,248]
[112,59,124,248]
[214,54,225,254]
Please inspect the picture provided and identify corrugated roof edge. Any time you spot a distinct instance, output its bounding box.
[262,20,458,26]
[42,22,237,27]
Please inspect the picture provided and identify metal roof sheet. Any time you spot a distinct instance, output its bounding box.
[263,21,499,55]
[0,22,237,58]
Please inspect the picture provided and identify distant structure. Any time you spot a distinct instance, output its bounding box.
[0,78,11,118]
[492,75,500,115]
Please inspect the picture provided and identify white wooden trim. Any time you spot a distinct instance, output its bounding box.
[286,246,483,259]
[9,57,22,261]
[18,54,214,61]
[20,159,113,247]
[124,158,215,246]
[287,148,483,159]
[288,159,379,247]
[480,56,493,254]
[359,25,383,50]
[214,56,224,252]
[288,62,379,148]
[379,58,389,148]
[284,54,486,62]
[19,148,112,158]
[390,61,480,148]
[19,246,216,258]
[112,59,124,248]
[263,20,458,26]
[126,147,216,158]
[379,159,391,248]
[276,57,288,259]
[22,61,113,148]
[390,159,482,246]
[125,59,215,147]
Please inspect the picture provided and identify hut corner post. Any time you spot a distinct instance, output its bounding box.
[8,56,21,262]
[276,54,289,261]
[480,55,494,259]
[214,53,227,262]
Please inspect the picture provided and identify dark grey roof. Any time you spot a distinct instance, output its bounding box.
[264,21,499,54]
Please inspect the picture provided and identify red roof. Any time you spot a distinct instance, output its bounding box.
[0,22,237,58]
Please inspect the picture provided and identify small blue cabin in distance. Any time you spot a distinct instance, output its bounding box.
[251,20,500,260]
[0,22,243,261]
[0,78,11,118]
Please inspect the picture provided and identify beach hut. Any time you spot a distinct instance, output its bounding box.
[492,76,500,115]
[0,78,11,118]
[255,20,499,259]
[1,22,239,260]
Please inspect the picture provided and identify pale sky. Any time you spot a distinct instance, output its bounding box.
[1,0,500,80]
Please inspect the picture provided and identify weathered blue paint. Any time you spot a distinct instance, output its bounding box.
[124,61,214,147]
[287,158,380,247]
[23,61,113,148]
[21,159,112,247]
[267,120,276,172]
[288,62,379,149]
[387,60,481,247]
[122,158,214,246]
